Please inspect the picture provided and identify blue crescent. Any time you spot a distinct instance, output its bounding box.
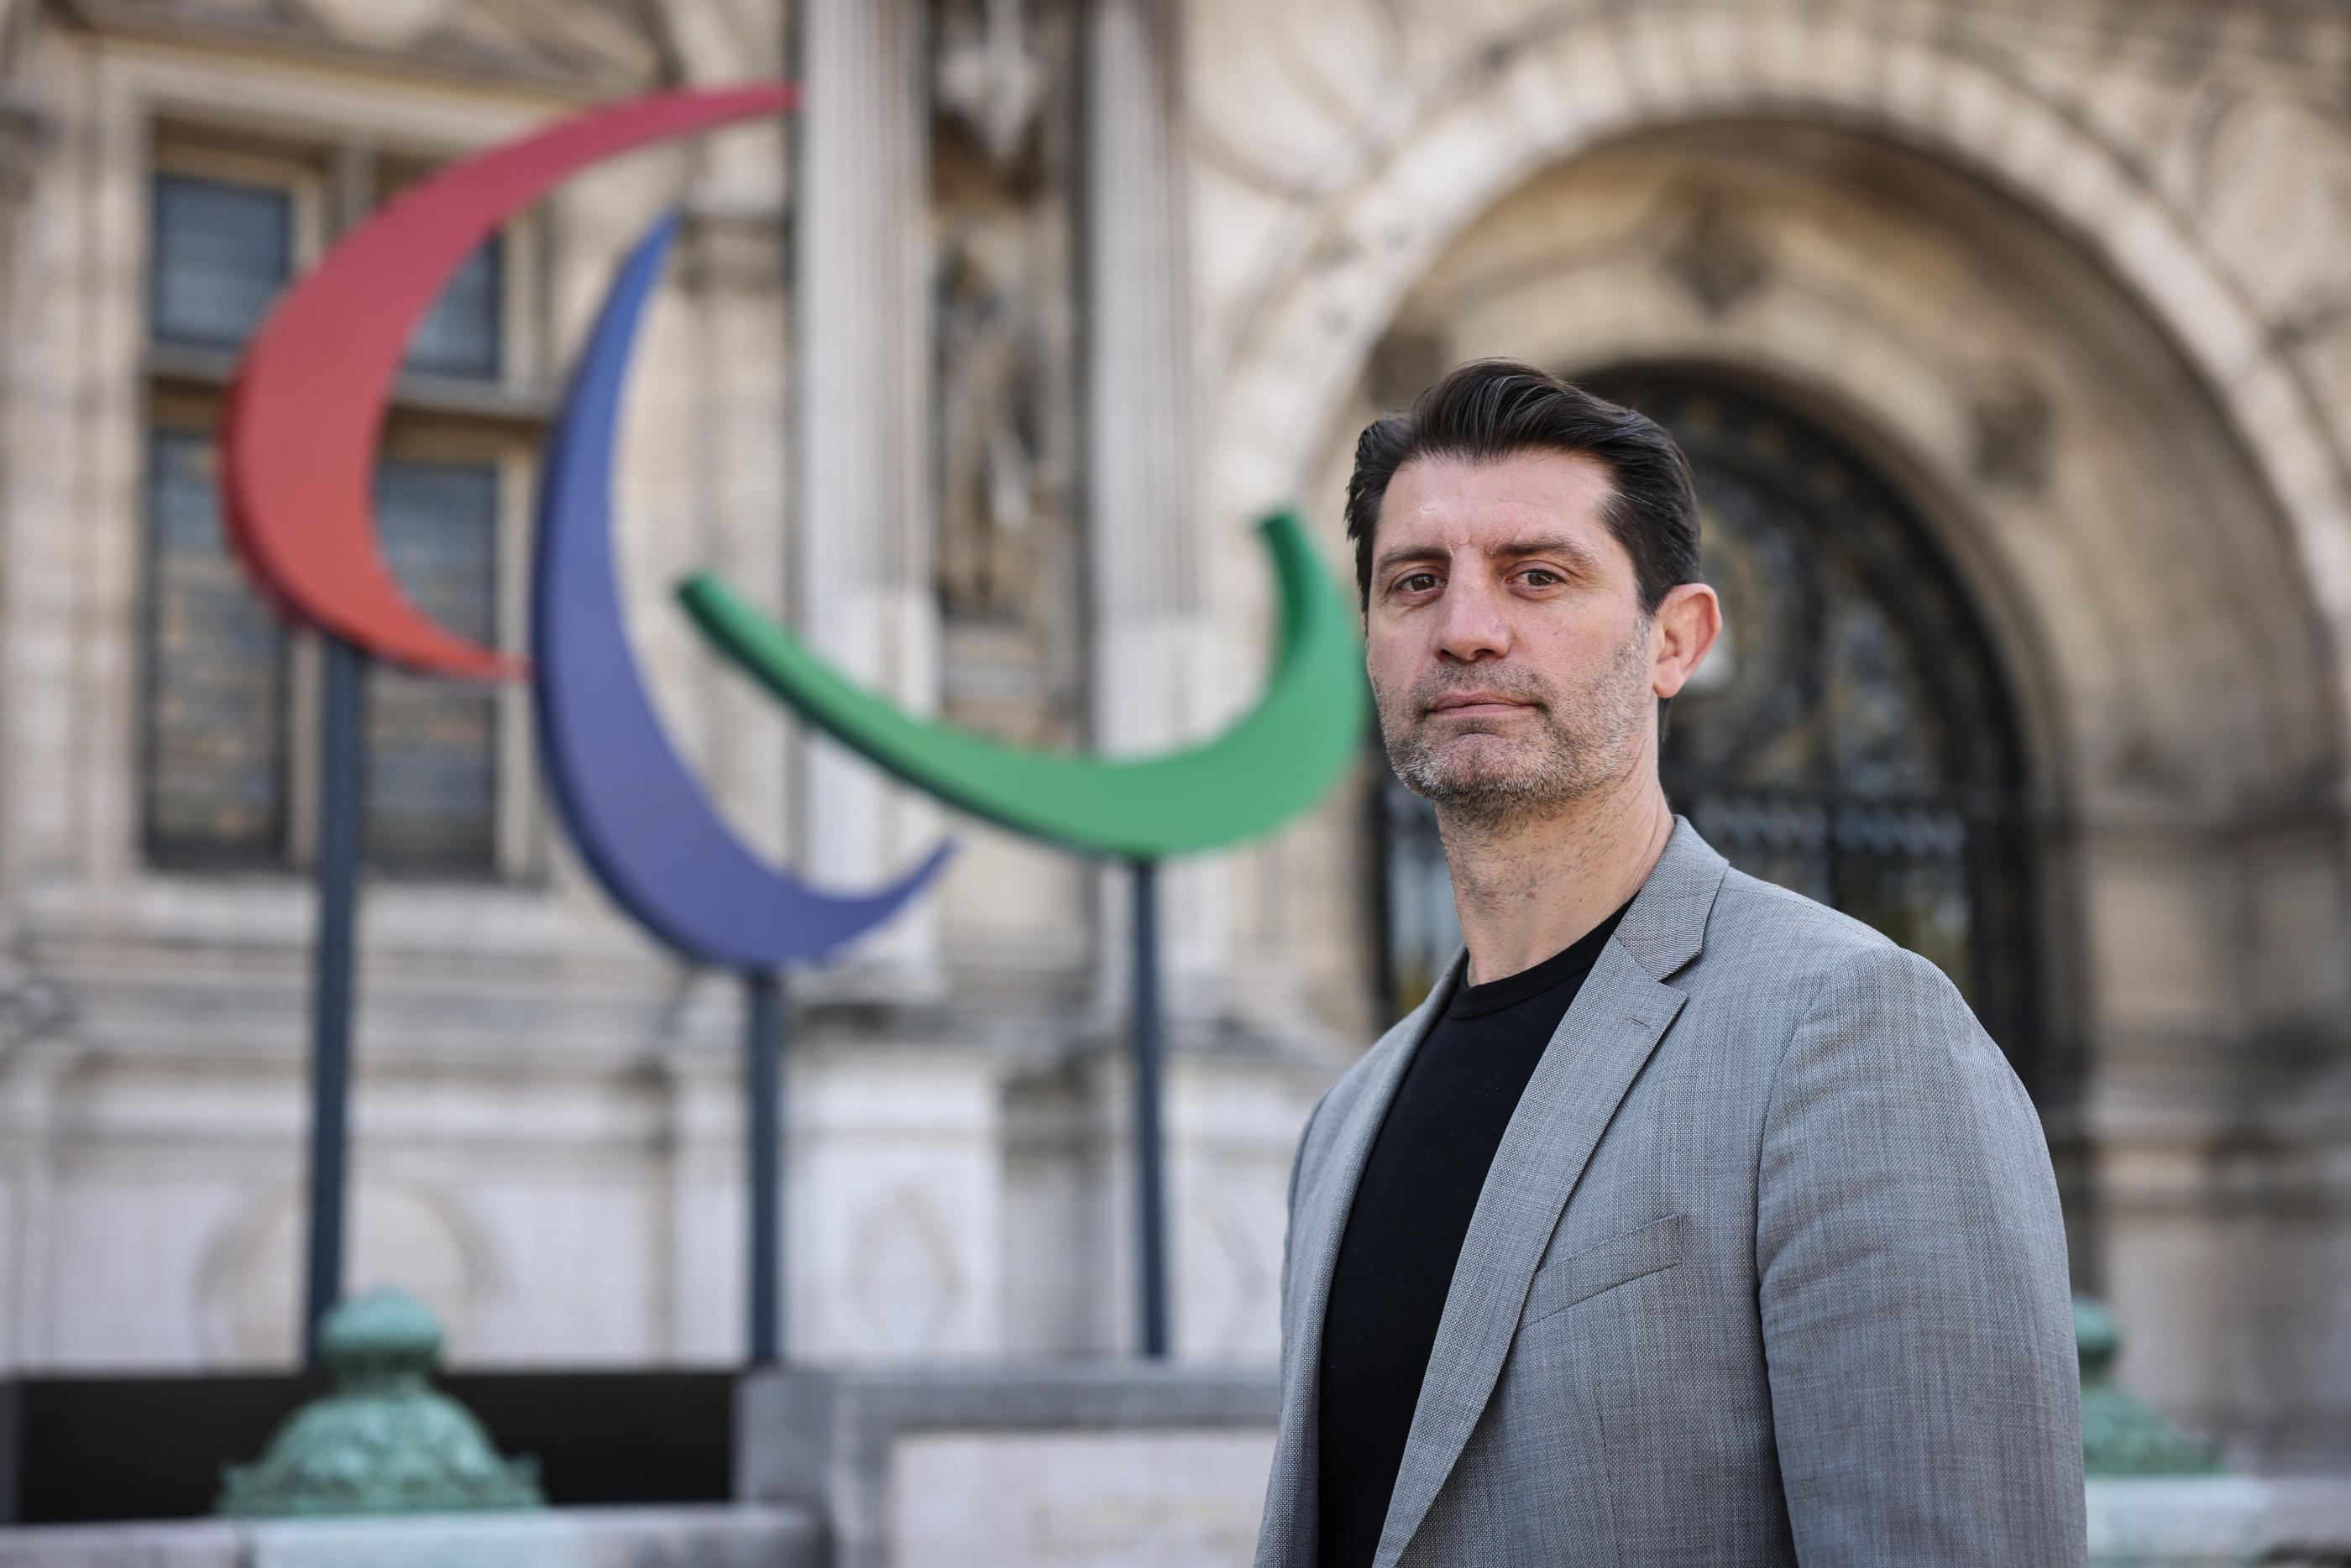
[531,214,952,971]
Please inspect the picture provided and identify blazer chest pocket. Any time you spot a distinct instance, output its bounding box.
[1521,1212,1685,1327]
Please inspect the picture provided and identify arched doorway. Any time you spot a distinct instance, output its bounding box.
[1378,372,2038,1088]
[1240,23,2351,1460]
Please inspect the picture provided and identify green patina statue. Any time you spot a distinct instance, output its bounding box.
[2076,1293,2227,1477]
[217,1288,544,1516]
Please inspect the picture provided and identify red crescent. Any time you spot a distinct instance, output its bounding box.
[220,84,797,679]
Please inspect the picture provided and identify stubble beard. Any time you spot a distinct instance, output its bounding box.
[1376,623,1653,833]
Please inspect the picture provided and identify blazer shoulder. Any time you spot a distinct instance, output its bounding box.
[1700,864,1900,986]
[1711,873,2021,1100]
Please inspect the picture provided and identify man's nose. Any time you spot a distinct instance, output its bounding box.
[1433,569,1511,662]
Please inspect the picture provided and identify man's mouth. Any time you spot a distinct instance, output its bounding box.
[1423,693,1535,720]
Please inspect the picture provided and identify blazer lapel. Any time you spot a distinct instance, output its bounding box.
[1258,954,1464,1568]
[1371,822,1730,1568]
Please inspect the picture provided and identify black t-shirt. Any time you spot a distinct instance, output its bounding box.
[1315,902,1631,1568]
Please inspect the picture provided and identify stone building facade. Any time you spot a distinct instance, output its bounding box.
[1,0,2348,1475]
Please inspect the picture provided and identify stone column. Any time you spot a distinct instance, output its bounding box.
[1084,0,1223,995]
[795,0,941,981]
[0,8,60,1367]
[0,8,49,902]
[1084,0,1196,763]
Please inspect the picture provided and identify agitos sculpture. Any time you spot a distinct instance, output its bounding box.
[220,79,1366,1367]
[219,84,950,1368]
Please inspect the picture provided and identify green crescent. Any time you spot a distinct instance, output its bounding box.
[675,510,1369,860]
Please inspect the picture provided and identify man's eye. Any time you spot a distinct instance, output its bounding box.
[1397,572,1439,593]
[1520,568,1561,587]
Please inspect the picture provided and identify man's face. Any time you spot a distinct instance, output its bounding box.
[1364,451,1712,825]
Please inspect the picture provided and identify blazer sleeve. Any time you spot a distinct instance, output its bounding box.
[1756,943,2086,1567]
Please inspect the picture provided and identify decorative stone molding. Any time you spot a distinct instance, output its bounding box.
[57,0,662,95]
[292,0,453,54]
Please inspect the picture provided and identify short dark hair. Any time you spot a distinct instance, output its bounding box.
[1344,359,1700,613]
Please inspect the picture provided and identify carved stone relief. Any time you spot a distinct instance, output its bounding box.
[846,1185,962,1355]
[935,0,1049,166]
[936,221,1044,622]
[1656,187,1772,320]
[1363,323,1444,412]
[1971,374,2055,494]
[930,0,1081,748]
[2192,86,2351,337]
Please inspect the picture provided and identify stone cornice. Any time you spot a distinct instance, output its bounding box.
[55,0,663,103]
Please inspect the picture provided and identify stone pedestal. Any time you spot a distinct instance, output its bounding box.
[736,1367,1279,1568]
[2087,1478,2270,1566]
[0,1506,815,1568]
[2085,1477,2351,1566]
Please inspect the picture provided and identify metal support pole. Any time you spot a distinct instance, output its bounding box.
[746,970,787,1366]
[1129,858,1169,1357]
[303,634,367,1368]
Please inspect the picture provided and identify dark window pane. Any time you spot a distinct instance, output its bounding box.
[367,461,499,874]
[404,238,501,381]
[151,174,292,350]
[143,430,288,865]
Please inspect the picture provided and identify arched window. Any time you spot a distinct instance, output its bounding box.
[1376,374,2038,1087]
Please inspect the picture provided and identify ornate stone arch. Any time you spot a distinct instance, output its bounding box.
[1204,3,2351,740]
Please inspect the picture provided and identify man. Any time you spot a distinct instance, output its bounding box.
[1255,361,2084,1567]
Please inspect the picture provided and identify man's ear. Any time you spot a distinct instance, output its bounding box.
[1650,582,1722,699]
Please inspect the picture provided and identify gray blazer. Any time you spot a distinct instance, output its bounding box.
[1257,820,2085,1567]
